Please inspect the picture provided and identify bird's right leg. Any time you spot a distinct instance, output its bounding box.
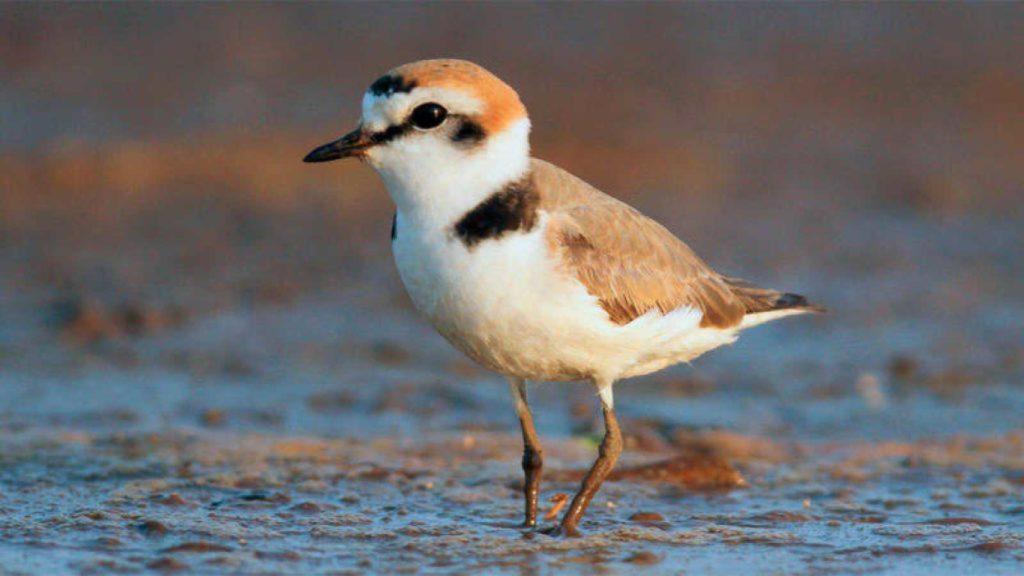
[508,377,543,528]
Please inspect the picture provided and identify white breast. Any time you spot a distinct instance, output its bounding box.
[391,211,737,382]
[392,211,585,379]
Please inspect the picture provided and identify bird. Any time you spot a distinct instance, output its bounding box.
[304,59,822,536]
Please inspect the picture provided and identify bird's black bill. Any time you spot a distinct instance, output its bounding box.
[303,128,371,163]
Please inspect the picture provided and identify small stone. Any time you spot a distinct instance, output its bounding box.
[154,493,191,507]
[629,511,665,523]
[146,557,187,572]
[200,409,226,427]
[138,519,169,537]
[888,355,919,380]
[625,551,663,565]
[161,541,233,553]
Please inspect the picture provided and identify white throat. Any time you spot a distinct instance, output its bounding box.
[368,118,532,231]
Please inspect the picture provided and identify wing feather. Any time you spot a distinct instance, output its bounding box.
[531,159,747,328]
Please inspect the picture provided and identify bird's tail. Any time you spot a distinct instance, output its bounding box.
[723,277,826,330]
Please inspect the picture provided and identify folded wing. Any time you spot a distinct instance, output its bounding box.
[532,159,748,329]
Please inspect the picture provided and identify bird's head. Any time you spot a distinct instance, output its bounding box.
[304,59,532,212]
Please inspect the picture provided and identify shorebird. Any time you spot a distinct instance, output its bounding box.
[304,59,821,536]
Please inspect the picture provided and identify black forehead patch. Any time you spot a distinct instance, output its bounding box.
[369,74,418,97]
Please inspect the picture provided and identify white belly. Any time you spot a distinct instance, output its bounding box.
[391,211,737,382]
[392,212,592,379]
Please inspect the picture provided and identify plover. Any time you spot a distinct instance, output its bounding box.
[304,59,822,536]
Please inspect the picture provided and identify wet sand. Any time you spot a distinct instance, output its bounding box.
[2,238,1022,574]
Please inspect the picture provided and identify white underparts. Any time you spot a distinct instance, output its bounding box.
[364,106,790,390]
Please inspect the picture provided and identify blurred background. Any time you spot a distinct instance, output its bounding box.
[3,1,1021,433]
[1,3,1022,573]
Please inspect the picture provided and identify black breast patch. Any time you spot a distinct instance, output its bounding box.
[390,212,397,241]
[453,176,539,248]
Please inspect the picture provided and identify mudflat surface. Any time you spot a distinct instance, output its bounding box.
[2,210,1022,575]
[2,4,1024,574]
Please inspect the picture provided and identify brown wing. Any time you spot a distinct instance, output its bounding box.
[531,159,747,329]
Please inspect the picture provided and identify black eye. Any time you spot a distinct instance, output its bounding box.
[409,103,448,129]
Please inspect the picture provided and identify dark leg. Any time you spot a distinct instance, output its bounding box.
[551,384,622,537]
[509,378,543,528]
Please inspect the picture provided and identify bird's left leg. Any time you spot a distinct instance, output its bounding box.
[550,380,622,537]
[508,377,544,528]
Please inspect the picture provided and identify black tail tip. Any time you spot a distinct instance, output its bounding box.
[774,293,827,314]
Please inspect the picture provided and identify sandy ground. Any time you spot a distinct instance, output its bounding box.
[2,219,1022,574]
[2,3,1024,574]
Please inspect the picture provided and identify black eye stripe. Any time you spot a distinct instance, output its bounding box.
[369,122,414,145]
[452,119,485,145]
[366,114,484,147]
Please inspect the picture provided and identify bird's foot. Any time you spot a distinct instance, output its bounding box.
[538,523,580,538]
